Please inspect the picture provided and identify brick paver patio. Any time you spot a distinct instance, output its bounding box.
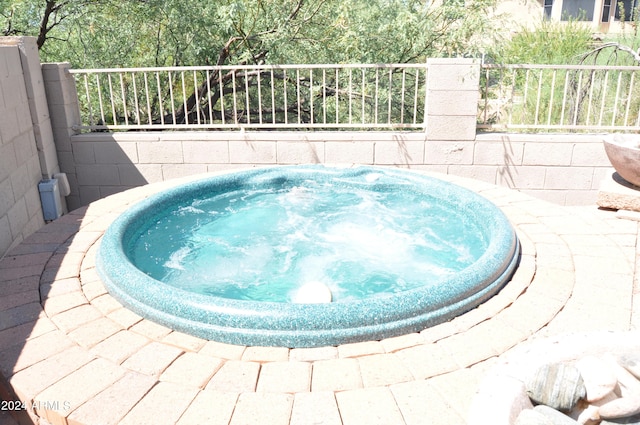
[0,170,637,425]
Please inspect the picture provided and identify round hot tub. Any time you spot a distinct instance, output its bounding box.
[96,165,519,347]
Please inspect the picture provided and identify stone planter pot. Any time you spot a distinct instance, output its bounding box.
[604,135,640,187]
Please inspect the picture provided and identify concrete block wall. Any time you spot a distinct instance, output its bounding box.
[63,132,433,209]
[0,41,45,257]
[472,133,612,205]
[64,131,613,209]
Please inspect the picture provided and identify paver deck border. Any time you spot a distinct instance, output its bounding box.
[0,168,637,425]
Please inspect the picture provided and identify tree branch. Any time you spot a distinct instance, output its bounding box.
[36,0,58,49]
[579,42,640,64]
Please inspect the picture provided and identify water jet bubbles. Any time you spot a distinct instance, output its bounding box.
[365,173,382,183]
[163,246,190,271]
[177,205,204,215]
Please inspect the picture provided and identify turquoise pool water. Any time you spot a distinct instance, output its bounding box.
[130,176,487,303]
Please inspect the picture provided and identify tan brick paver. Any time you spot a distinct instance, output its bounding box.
[41,291,87,316]
[66,372,156,425]
[161,331,207,351]
[0,290,39,312]
[230,392,294,425]
[395,343,459,380]
[289,346,338,362]
[50,304,103,333]
[3,170,640,425]
[0,318,56,349]
[289,391,342,425]
[33,358,126,424]
[89,293,124,315]
[337,340,385,358]
[336,387,405,425]
[256,361,311,393]
[241,345,290,362]
[160,352,224,388]
[198,340,246,360]
[311,358,362,391]
[118,381,199,425]
[391,380,466,425]
[428,367,487,420]
[205,360,261,393]
[380,332,425,353]
[176,390,238,425]
[0,302,44,331]
[0,330,74,376]
[130,318,173,340]
[8,346,95,401]
[39,277,82,299]
[80,280,108,301]
[0,275,40,297]
[357,353,414,387]
[0,252,53,269]
[121,341,183,376]
[90,330,150,364]
[67,317,122,348]
[106,307,143,329]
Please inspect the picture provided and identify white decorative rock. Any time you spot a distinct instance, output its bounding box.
[601,413,640,424]
[575,356,618,402]
[467,375,533,425]
[600,395,640,420]
[618,354,640,381]
[515,408,554,425]
[572,403,601,425]
[533,405,580,424]
[527,363,586,412]
[570,392,618,425]
[599,355,640,419]
[292,281,332,304]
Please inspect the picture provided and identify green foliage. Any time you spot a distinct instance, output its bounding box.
[0,0,502,67]
[493,20,593,65]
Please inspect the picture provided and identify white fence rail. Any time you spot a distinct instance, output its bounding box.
[478,63,640,131]
[70,64,429,131]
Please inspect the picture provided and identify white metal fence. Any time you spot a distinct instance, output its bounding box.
[70,64,429,131]
[478,63,640,131]
[70,62,640,133]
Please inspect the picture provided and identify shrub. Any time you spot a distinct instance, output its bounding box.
[493,20,594,65]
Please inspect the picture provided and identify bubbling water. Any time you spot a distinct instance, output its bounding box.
[130,177,487,303]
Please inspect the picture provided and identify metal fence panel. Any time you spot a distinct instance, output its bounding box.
[70,64,429,131]
[478,63,640,131]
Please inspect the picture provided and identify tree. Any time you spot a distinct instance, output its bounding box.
[1,0,112,49]
[1,0,503,128]
[1,0,502,67]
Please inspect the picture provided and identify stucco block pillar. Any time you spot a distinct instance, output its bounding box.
[42,63,80,151]
[0,37,59,179]
[42,62,81,205]
[425,58,480,141]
